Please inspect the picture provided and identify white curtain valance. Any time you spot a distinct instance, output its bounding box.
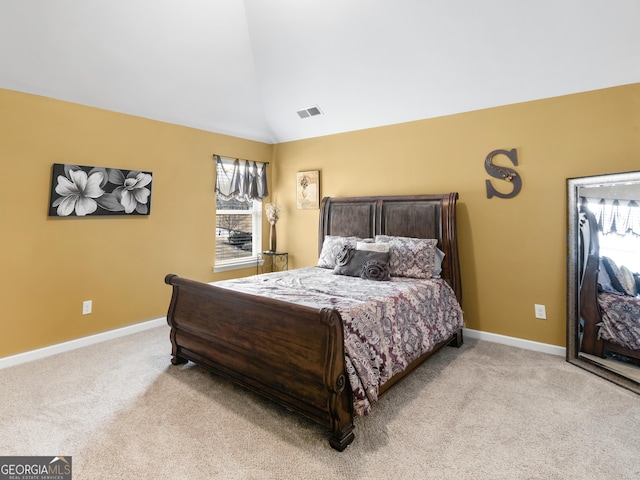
[584,197,640,236]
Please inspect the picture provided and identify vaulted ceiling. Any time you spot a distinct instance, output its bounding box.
[1,1,638,144]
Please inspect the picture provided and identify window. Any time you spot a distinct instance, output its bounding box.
[215,195,262,271]
[585,197,640,271]
[214,156,267,272]
[599,233,640,272]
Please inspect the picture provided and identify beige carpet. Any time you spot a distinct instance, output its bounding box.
[1,325,638,480]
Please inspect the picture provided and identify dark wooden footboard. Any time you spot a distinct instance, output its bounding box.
[164,273,356,451]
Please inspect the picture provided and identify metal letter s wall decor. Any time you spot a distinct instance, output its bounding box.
[484,148,522,199]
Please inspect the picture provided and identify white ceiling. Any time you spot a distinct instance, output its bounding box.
[1,0,638,144]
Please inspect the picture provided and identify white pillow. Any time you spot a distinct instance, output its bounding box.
[356,241,389,253]
[433,247,445,278]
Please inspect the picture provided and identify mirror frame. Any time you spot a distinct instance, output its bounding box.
[567,170,640,394]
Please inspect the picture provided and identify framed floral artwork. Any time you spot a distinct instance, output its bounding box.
[296,170,320,209]
[48,163,153,217]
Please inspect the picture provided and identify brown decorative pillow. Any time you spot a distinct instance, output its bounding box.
[375,235,438,279]
[333,246,390,281]
[602,257,637,296]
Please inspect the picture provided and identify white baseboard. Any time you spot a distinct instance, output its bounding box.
[463,328,566,357]
[0,317,167,370]
[0,320,564,371]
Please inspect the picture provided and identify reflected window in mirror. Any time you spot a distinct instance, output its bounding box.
[582,198,640,271]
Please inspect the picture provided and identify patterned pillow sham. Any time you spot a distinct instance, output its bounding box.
[333,246,390,281]
[602,256,637,296]
[375,235,438,279]
[318,236,368,269]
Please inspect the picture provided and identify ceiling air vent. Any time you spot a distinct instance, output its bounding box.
[296,105,323,119]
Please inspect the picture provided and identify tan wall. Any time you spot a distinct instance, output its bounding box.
[1,84,638,358]
[0,89,272,357]
[271,84,640,347]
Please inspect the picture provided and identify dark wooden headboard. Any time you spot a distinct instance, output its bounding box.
[318,193,462,305]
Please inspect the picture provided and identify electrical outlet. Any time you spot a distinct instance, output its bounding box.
[534,304,546,319]
[82,300,92,315]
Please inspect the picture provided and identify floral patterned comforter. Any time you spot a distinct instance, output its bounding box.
[214,267,464,416]
[597,292,640,351]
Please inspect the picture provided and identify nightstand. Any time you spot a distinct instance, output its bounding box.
[258,251,288,274]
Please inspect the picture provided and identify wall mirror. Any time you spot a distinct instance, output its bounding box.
[567,170,640,394]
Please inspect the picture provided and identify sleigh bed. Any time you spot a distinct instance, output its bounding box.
[579,206,640,361]
[165,193,464,451]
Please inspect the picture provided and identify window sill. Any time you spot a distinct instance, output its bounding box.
[213,257,260,273]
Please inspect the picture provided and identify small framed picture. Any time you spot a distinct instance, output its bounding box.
[296,170,320,209]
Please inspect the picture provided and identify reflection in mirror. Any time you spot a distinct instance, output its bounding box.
[567,171,640,394]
